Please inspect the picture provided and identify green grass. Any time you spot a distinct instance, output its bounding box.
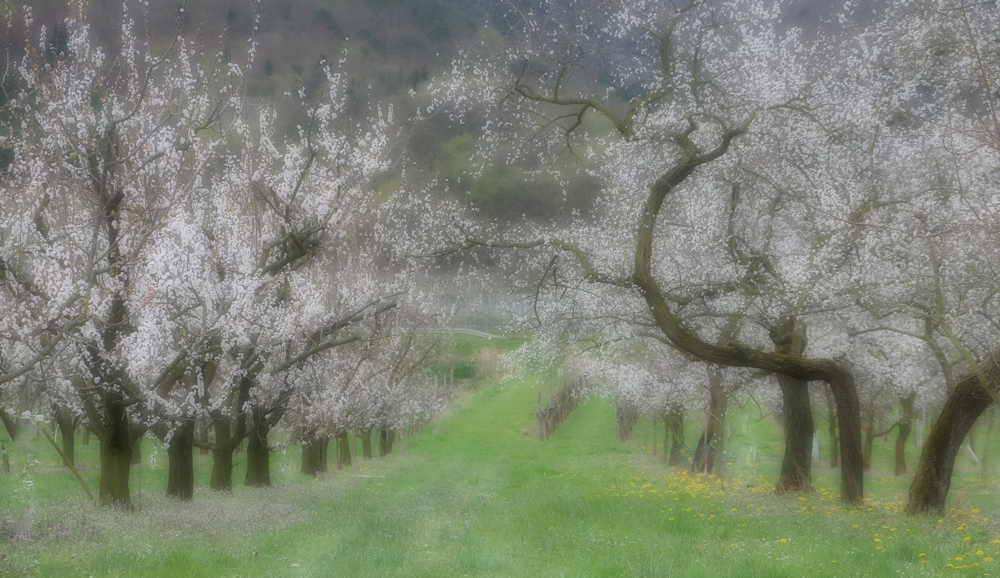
[4,372,1000,576]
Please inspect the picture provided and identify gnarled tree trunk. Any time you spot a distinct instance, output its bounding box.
[630,143,865,505]
[895,392,915,476]
[906,362,997,515]
[166,419,195,500]
[300,436,329,477]
[300,439,320,477]
[97,391,134,509]
[210,418,236,491]
[53,406,76,468]
[337,431,352,467]
[825,386,838,468]
[361,428,373,459]
[245,420,271,487]
[379,428,395,456]
[0,407,18,442]
[665,407,684,466]
[775,377,814,494]
[690,366,728,476]
[772,316,813,494]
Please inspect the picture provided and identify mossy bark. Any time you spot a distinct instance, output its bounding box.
[906,367,995,515]
[775,377,814,494]
[166,420,195,500]
[361,428,373,459]
[895,393,915,476]
[245,421,271,487]
[772,317,813,494]
[863,400,876,471]
[826,387,839,468]
[300,440,318,477]
[210,418,235,491]
[666,407,685,466]
[709,368,727,475]
[379,428,395,456]
[300,436,329,476]
[337,431,352,467]
[690,367,725,475]
[0,408,18,441]
[98,393,134,509]
[54,408,76,467]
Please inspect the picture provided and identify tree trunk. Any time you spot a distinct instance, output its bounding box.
[0,408,17,442]
[54,409,76,468]
[61,426,75,468]
[863,400,876,471]
[166,420,195,500]
[906,367,995,515]
[210,446,234,491]
[98,398,134,509]
[210,419,235,491]
[198,423,211,455]
[709,367,727,476]
[775,377,814,494]
[826,386,838,468]
[93,386,135,510]
[896,393,915,476]
[828,373,864,507]
[691,431,711,473]
[99,435,133,509]
[317,436,329,472]
[982,408,994,480]
[380,428,394,456]
[772,316,814,494]
[651,416,657,457]
[245,421,271,487]
[301,438,321,477]
[666,407,684,466]
[690,367,725,475]
[337,431,352,467]
[361,428,373,459]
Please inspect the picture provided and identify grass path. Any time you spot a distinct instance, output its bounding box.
[5,376,1000,576]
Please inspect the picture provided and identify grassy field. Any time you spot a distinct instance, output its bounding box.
[2,366,1000,576]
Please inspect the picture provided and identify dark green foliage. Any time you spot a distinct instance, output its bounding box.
[409,3,453,45]
[358,30,388,59]
[315,8,341,35]
[407,65,429,89]
[49,23,70,59]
